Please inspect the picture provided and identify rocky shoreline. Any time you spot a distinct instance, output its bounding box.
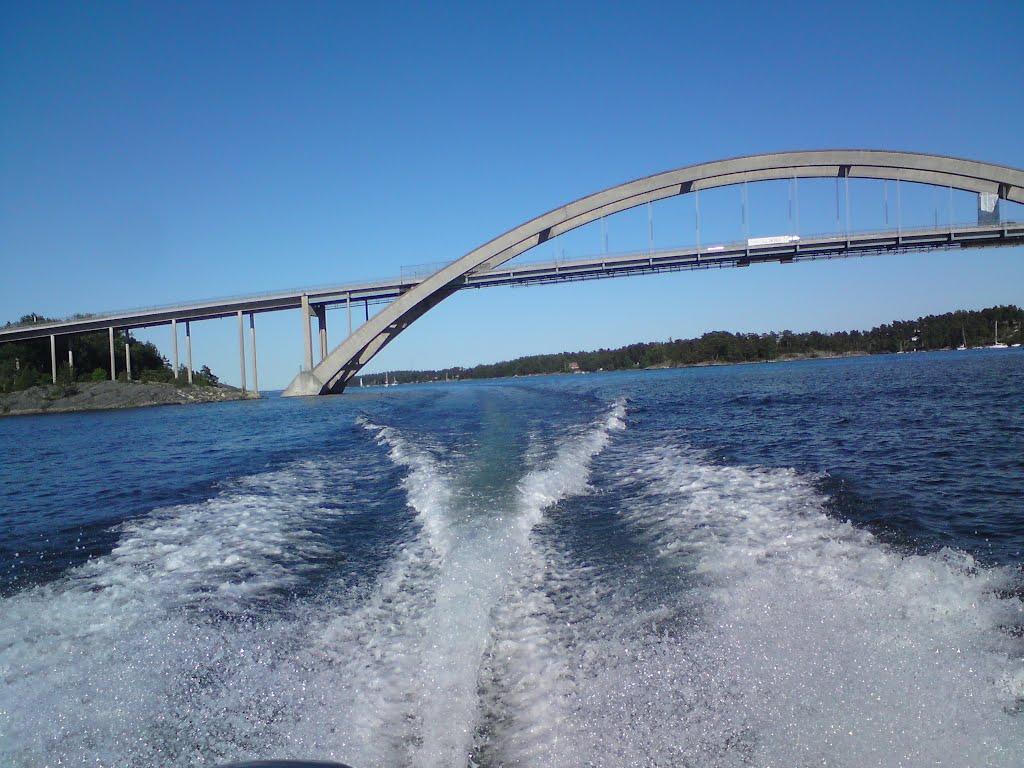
[0,380,260,417]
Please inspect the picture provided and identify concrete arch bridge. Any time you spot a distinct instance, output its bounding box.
[283,150,1024,396]
[2,150,1022,393]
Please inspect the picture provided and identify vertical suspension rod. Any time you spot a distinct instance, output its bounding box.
[742,181,749,240]
[845,175,851,235]
[794,176,800,235]
[897,178,902,235]
[694,188,701,261]
[647,202,654,252]
[835,177,841,231]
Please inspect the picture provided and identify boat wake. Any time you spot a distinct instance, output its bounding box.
[1,396,1021,768]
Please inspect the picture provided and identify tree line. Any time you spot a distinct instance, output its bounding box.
[0,314,220,394]
[362,305,1023,386]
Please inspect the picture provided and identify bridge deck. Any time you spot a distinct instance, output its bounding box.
[2,222,1022,343]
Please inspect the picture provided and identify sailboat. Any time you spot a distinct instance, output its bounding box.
[957,326,968,351]
[990,320,1008,349]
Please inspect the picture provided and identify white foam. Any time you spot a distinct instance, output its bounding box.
[359,417,454,554]
[514,398,626,533]
[0,459,367,767]
[12,399,1012,767]
[585,442,1024,766]
[467,400,629,767]
[283,401,630,768]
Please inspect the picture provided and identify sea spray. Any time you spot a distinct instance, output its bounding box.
[603,441,1024,766]
[294,401,630,767]
[0,458,356,767]
[4,362,1020,768]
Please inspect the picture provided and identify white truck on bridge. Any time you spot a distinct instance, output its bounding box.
[747,235,801,247]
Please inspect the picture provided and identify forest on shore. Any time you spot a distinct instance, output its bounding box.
[0,314,220,394]
[4,305,1020,393]
[363,305,1024,386]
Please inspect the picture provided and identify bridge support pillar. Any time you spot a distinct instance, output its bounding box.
[171,319,179,380]
[68,348,73,371]
[50,335,57,384]
[109,327,115,381]
[249,313,259,395]
[316,305,328,362]
[125,339,132,382]
[237,310,247,392]
[283,370,324,397]
[300,294,314,372]
[185,321,193,384]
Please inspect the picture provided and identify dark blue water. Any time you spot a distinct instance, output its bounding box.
[1,350,1022,767]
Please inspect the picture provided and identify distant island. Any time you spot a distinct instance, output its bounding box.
[0,314,254,416]
[360,305,1024,386]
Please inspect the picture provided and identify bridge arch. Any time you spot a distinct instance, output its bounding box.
[283,150,1024,396]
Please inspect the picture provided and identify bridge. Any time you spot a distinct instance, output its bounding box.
[2,150,1022,394]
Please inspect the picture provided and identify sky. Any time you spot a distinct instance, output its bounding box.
[2,0,1022,390]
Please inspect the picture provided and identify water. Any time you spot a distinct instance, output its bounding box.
[1,350,1022,767]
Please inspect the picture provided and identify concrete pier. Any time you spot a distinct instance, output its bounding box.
[316,305,328,362]
[125,339,132,381]
[237,310,247,392]
[301,294,314,372]
[185,321,193,384]
[249,313,259,394]
[109,328,116,381]
[171,318,179,379]
[50,335,57,384]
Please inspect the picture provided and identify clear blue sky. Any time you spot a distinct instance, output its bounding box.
[2,1,1022,389]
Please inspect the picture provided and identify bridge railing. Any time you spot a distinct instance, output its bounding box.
[499,218,1017,269]
[0,274,413,331]
[400,262,450,283]
[3,219,1017,332]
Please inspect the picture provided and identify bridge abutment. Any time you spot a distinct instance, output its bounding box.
[282,370,325,397]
